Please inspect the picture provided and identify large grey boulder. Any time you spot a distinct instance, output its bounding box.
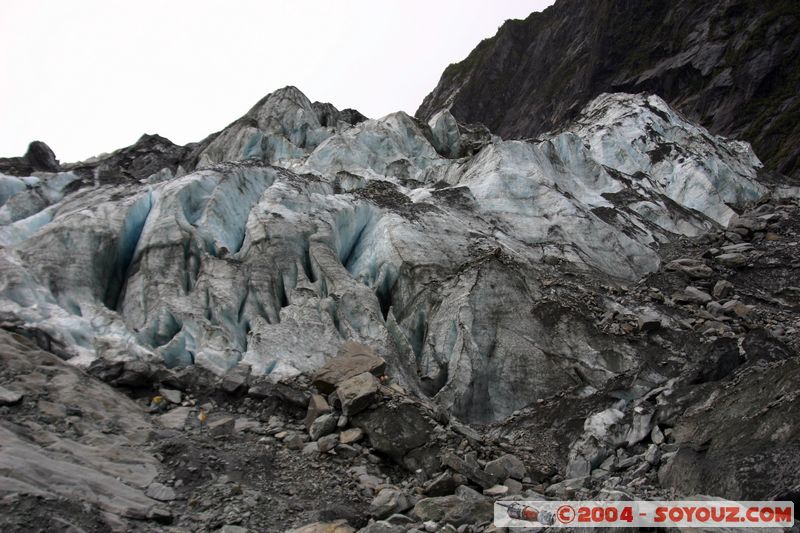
[368,488,413,519]
[0,385,23,406]
[352,401,433,461]
[424,471,465,496]
[357,521,405,533]
[305,394,332,429]
[665,259,713,279]
[145,482,176,502]
[287,520,355,533]
[412,495,493,526]
[312,342,386,394]
[337,372,380,416]
[309,413,338,440]
[484,453,526,481]
[441,452,498,489]
[219,362,251,393]
[158,406,192,430]
[25,141,60,172]
[672,286,712,304]
[716,252,748,267]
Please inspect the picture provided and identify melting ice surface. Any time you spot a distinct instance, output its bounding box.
[0,88,766,421]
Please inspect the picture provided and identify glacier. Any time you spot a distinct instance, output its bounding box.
[0,87,767,422]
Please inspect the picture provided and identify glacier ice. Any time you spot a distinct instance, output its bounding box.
[0,88,771,421]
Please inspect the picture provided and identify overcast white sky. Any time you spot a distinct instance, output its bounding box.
[0,1,554,162]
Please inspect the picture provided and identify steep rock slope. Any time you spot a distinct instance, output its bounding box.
[0,87,764,424]
[416,0,800,178]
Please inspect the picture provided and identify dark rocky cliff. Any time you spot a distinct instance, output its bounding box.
[417,0,800,178]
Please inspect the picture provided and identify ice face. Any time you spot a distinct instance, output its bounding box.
[0,171,81,226]
[571,93,765,225]
[305,111,446,183]
[196,86,349,168]
[0,88,770,421]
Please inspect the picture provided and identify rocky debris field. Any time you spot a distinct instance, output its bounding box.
[2,337,552,532]
[491,194,800,504]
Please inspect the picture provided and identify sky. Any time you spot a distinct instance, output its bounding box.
[0,0,555,162]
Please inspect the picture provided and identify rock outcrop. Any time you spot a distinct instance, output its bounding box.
[0,141,60,176]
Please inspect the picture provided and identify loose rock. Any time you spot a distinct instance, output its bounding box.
[369,488,413,519]
[337,372,380,417]
[312,342,386,394]
[0,385,23,406]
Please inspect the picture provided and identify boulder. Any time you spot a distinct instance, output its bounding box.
[665,259,713,279]
[706,301,726,317]
[219,526,248,533]
[712,280,735,299]
[335,444,359,458]
[696,337,742,382]
[24,141,59,172]
[625,409,654,446]
[159,406,191,430]
[484,453,526,480]
[145,482,176,501]
[441,452,499,489]
[337,372,380,416]
[544,476,587,498]
[302,442,320,455]
[312,342,386,394]
[207,415,235,437]
[317,434,339,453]
[114,359,153,388]
[248,380,310,407]
[385,514,416,526]
[159,388,182,404]
[720,242,754,253]
[286,520,355,533]
[651,425,665,445]
[644,443,661,465]
[425,471,464,496]
[0,385,23,406]
[716,252,747,267]
[305,394,332,429]
[637,313,662,332]
[352,402,433,461]
[673,286,712,304]
[87,359,125,383]
[454,485,487,502]
[403,444,443,478]
[309,413,338,440]
[721,299,753,317]
[482,484,508,497]
[219,363,251,393]
[339,428,364,444]
[503,478,523,494]
[284,432,309,450]
[731,216,767,233]
[369,488,413,519]
[357,522,406,533]
[412,495,493,527]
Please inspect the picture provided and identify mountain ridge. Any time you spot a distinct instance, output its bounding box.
[416,0,800,179]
